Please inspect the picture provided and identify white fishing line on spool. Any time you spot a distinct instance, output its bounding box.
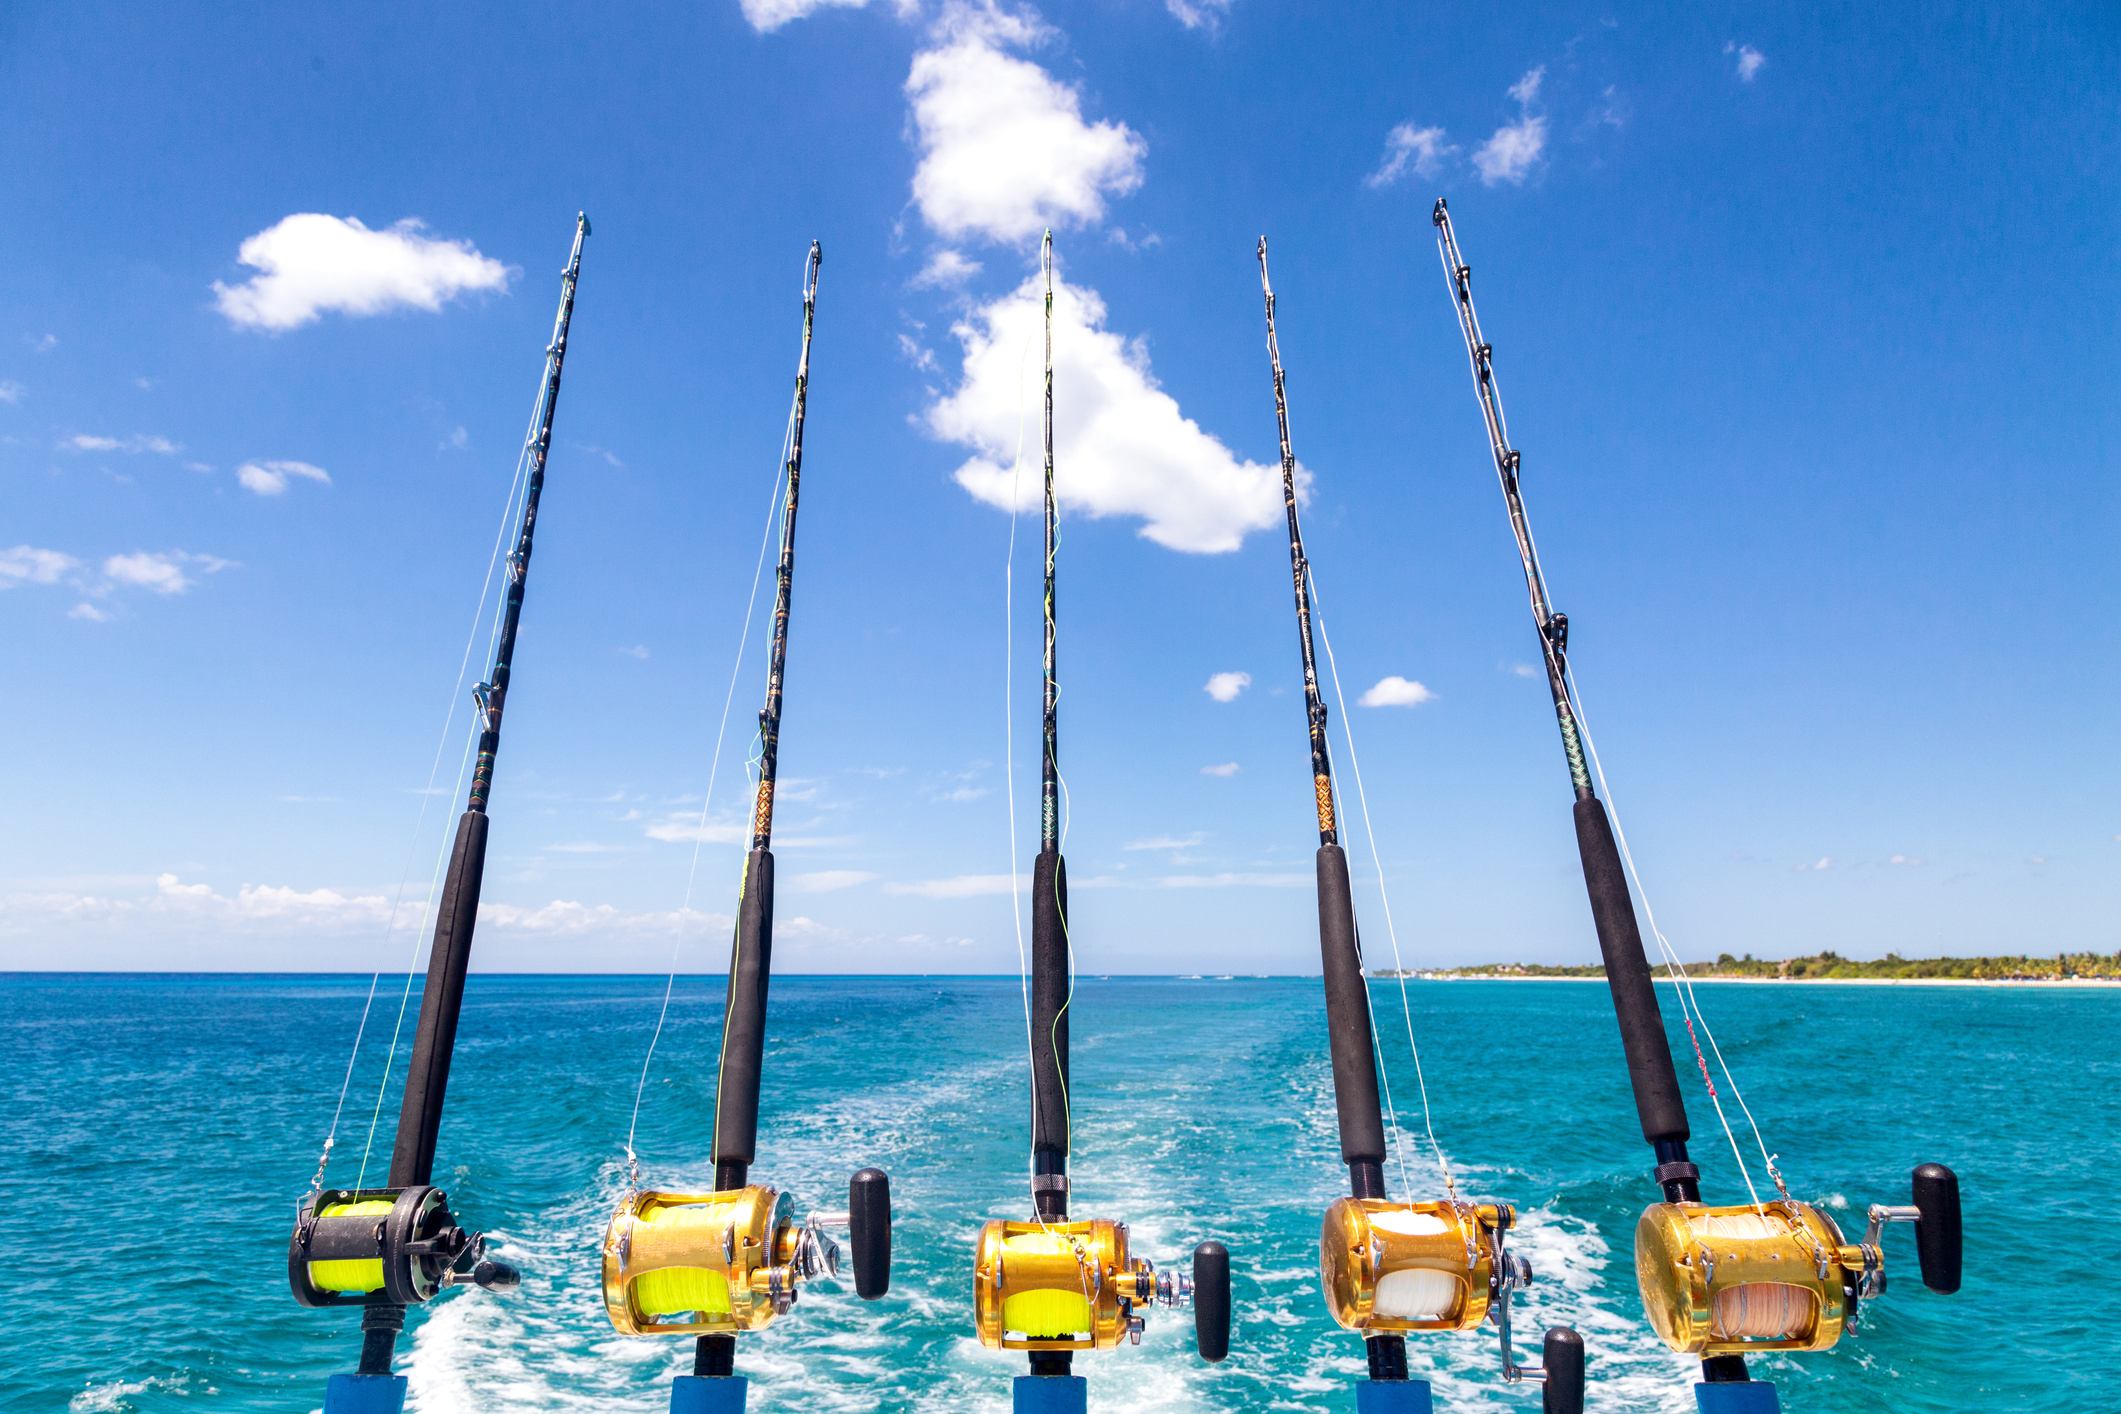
[323,377,546,1193]
[622,363,802,1182]
[1304,567,1453,1203]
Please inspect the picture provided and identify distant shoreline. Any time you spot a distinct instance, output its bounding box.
[1380,972,2119,989]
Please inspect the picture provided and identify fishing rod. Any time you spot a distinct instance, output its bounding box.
[286,212,589,1414]
[1431,198,1963,1413]
[599,242,891,1414]
[1256,237,1583,1414]
[970,231,1231,1414]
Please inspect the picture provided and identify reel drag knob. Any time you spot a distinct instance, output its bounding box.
[1193,1241,1230,1363]
[1541,1327,1585,1414]
[849,1167,891,1300]
[1911,1163,1961,1295]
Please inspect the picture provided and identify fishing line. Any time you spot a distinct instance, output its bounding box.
[623,378,800,1182]
[321,383,543,1194]
[1305,567,1451,1202]
[1000,326,1042,1188]
[1563,664,1778,1208]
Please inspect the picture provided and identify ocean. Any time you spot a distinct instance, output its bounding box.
[4,973,2109,1414]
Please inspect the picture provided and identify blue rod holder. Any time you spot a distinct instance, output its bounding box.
[1013,1375,1088,1414]
[1354,1380,1435,1414]
[1695,1381,1782,1414]
[671,1375,749,1414]
[322,1375,407,1414]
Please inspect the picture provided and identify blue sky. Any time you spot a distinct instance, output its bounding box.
[3,1,2114,973]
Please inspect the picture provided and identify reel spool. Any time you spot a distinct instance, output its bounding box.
[603,1169,891,1336]
[1634,1163,1964,1357]
[1320,1198,1508,1333]
[973,1218,1229,1357]
[288,1185,518,1308]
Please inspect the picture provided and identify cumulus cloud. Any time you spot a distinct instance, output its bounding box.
[906,5,1146,243]
[1158,872,1309,888]
[236,459,332,496]
[1473,67,1547,186]
[0,545,78,587]
[1165,0,1233,29]
[885,873,1029,898]
[0,381,22,404]
[1205,671,1252,702]
[911,249,983,288]
[65,433,179,454]
[1366,124,1455,188]
[69,602,112,622]
[1200,762,1240,777]
[740,0,869,31]
[102,550,230,596]
[928,271,1287,552]
[1726,42,1766,82]
[1358,675,1436,707]
[645,815,749,845]
[214,214,511,332]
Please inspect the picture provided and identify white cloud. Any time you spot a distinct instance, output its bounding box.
[794,870,881,893]
[1726,42,1766,82]
[905,6,1146,243]
[1366,124,1455,188]
[1200,762,1240,777]
[618,644,650,659]
[0,381,22,404]
[1473,67,1548,186]
[1358,675,1436,707]
[69,602,111,622]
[1127,833,1204,850]
[29,334,56,353]
[236,459,331,496]
[65,433,178,454]
[885,873,1029,898]
[214,214,511,332]
[441,426,469,451]
[739,0,868,31]
[1888,854,1924,867]
[1158,872,1309,888]
[0,545,79,587]
[102,551,230,596]
[646,815,747,844]
[543,841,633,853]
[897,333,940,372]
[1165,0,1232,29]
[929,271,1288,553]
[1205,670,1252,702]
[911,249,983,288]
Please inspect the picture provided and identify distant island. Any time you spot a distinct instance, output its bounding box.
[1375,950,2121,982]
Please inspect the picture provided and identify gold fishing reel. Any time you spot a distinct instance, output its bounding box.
[973,1218,1211,1352]
[1634,1164,1964,1357]
[603,1168,891,1336]
[1320,1197,1509,1333]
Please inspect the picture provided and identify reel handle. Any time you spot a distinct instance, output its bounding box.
[1912,1163,1961,1295]
[1541,1327,1585,1414]
[850,1167,891,1300]
[1193,1241,1230,1363]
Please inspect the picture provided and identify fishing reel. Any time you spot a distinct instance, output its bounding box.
[603,1168,891,1336]
[1322,1196,1583,1404]
[1635,1163,1963,1356]
[973,1217,1231,1358]
[288,1185,520,1307]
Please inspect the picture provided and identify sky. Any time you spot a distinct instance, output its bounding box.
[2,0,2115,974]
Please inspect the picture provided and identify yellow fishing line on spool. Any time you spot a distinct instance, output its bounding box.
[309,1200,394,1293]
[628,1200,736,1317]
[1000,1232,1092,1337]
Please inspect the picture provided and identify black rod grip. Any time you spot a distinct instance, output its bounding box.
[1912,1162,1962,1295]
[1030,849,1070,1169]
[1572,797,1689,1146]
[389,810,490,1186]
[1193,1241,1230,1362]
[1316,845,1388,1174]
[1542,1327,1586,1414]
[850,1167,891,1299]
[712,848,775,1171]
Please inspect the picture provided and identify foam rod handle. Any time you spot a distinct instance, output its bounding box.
[1542,1327,1586,1414]
[390,809,490,1187]
[1572,797,1689,1146]
[1912,1163,1962,1294]
[713,849,775,1171]
[1316,845,1388,1173]
[849,1167,891,1299]
[1029,850,1070,1163]
[1193,1241,1230,1362]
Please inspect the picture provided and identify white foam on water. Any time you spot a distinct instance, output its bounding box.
[69,1375,188,1414]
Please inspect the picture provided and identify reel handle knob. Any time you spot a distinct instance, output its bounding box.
[1540,1326,1585,1414]
[473,1259,519,1292]
[849,1167,891,1300]
[1192,1241,1230,1363]
[1912,1163,1962,1295]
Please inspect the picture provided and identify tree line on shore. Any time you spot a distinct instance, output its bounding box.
[1376,951,2121,981]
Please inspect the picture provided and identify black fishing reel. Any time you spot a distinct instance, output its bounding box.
[288,1186,520,1308]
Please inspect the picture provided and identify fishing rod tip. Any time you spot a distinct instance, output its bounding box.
[578,212,592,235]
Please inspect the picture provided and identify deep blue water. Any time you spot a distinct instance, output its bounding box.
[3,973,2111,1414]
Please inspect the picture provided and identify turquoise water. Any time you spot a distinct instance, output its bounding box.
[5,973,2110,1414]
